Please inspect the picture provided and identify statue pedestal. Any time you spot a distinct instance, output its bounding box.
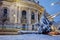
[48,31,60,36]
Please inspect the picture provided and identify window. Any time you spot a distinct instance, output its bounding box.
[21,10,27,23]
[2,8,8,24]
[3,8,7,17]
[22,10,26,19]
[31,12,35,20]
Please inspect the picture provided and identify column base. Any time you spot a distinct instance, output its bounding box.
[28,24,32,31]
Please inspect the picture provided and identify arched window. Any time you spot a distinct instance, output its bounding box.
[38,13,40,21]
[31,12,35,20]
[22,10,26,19]
[3,8,7,17]
[2,8,8,25]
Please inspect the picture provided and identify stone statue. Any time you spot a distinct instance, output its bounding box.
[38,12,60,34]
[38,15,52,34]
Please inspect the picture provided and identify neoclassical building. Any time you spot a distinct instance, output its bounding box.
[0,0,44,31]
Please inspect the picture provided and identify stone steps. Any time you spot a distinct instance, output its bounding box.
[0,32,18,35]
[0,28,20,35]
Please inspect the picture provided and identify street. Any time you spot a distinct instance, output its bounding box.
[0,34,60,40]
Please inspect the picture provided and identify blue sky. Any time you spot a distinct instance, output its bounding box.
[37,0,60,22]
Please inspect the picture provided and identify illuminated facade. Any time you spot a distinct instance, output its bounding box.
[0,0,44,31]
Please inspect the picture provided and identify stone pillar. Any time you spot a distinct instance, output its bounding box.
[14,7,17,24]
[27,9,32,30]
[12,6,17,28]
[9,7,14,24]
[35,11,38,30]
[18,7,21,28]
[9,6,15,28]
[35,11,38,23]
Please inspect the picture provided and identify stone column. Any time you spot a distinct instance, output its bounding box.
[12,6,17,28]
[35,11,38,23]
[35,11,38,30]
[27,9,32,30]
[9,6,15,28]
[14,7,17,24]
[8,7,11,23]
[9,7,14,24]
[18,7,22,28]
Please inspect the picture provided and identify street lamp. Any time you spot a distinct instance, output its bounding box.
[51,2,60,6]
[50,2,60,20]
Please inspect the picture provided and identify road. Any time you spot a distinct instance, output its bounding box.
[0,34,60,40]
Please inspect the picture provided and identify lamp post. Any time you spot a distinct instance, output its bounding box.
[51,2,60,6]
[50,2,60,21]
[50,1,60,21]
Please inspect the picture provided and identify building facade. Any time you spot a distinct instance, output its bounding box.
[0,0,44,31]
